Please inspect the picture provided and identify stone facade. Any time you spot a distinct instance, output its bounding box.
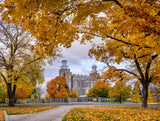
[59,60,98,96]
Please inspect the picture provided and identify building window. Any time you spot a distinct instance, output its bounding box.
[79,81,81,88]
[75,80,77,87]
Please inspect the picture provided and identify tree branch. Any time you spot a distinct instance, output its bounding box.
[0,72,7,85]
[18,57,41,76]
[102,0,123,8]
[115,69,138,78]
[145,54,158,81]
[134,54,145,81]
[76,31,152,49]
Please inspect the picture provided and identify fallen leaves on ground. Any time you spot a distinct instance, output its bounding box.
[0,106,57,115]
[62,106,160,121]
[0,111,4,121]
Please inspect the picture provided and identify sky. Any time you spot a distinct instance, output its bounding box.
[41,38,107,96]
[41,37,130,96]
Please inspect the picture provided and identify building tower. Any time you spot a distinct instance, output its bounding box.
[91,64,97,73]
[59,60,72,91]
[90,64,98,83]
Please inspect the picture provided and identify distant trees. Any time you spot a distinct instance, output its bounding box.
[47,76,69,98]
[109,81,132,103]
[87,80,109,98]
[1,0,159,108]
[70,90,79,98]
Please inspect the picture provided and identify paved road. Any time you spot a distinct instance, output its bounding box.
[4,102,160,121]
[2,102,160,107]
[9,105,83,121]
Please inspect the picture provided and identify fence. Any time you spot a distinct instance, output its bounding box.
[17,97,129,103]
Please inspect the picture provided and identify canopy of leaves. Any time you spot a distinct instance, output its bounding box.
[70,90,79,98]
[15,81,34,100]
[44,92,50,99]
[87,80,109,98]
[47,76,69,98]
[0,80,7,103]
[109,81,131,101]
[0,0,159,57]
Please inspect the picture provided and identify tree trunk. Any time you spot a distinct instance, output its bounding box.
[141,85,148,108]
[7,83,16,107]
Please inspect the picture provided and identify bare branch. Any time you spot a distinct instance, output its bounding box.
[114,69,138,77]
[0,72,7,84]
[76,31,152,49]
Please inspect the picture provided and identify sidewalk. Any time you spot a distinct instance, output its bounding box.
[9,105,80,121]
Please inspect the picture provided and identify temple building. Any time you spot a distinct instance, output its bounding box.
[59,60,98,96]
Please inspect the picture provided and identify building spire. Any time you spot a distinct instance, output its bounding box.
[61,59,68,69]
[91,64,97,73]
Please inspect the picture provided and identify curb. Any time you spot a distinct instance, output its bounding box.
[3,111,9,121]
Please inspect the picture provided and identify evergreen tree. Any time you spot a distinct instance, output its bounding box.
[131,83,141,103]
[148,86,153,103]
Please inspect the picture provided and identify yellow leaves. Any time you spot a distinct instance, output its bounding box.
[70,90,79,98]
[0,106,57,115]
[63,106,160,121]
[109,81,131,100]
[131,83,141,103]
[0,111,4,121]
[44,92,50,99]
[87,80,109,98]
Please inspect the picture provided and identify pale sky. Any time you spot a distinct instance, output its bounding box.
[41,39,107,96]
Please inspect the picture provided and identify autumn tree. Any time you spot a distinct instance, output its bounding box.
[47,76,69,98]
[1,0,159,108]
[131,83,141,103]
[15,80,34,101]
[109,81,131,103]
[0,21,44,106]
[44,92,50,99]
[0,80,7,103]
[87,80,109,98]
[70,90,79,98]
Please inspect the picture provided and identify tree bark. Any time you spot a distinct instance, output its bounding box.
[141,84,148,108]
[7,83,16,107]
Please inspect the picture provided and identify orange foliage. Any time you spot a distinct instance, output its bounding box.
[16,89,28,100]
[47,76,69,98]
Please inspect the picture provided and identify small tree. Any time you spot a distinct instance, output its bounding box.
[87,80,109,98]
[109,81,131,103]
[70,90,79,98]
[47,76,69,98]
[44,92,50,99]
[131,83,141,103]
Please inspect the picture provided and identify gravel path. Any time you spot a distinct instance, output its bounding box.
[8,105,80,121]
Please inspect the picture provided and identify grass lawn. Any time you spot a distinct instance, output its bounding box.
[0,106,57,115]
[62,106,160,121]
[0,111,4,121]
